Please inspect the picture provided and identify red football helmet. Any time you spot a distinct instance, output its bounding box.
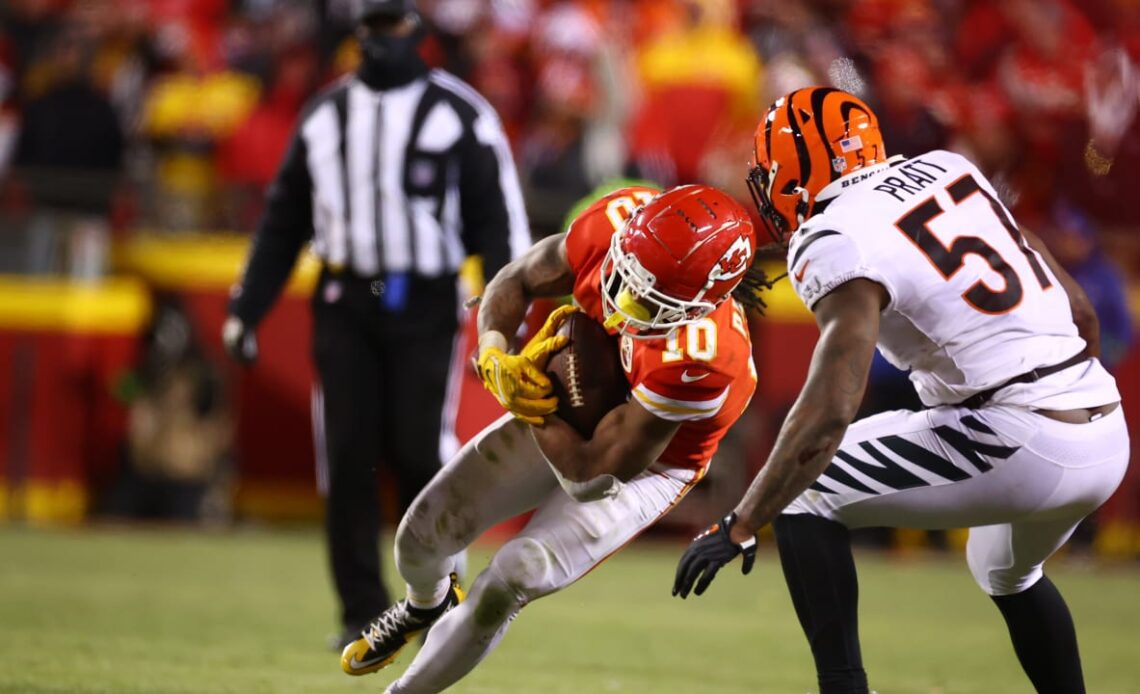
[600,185,756,340]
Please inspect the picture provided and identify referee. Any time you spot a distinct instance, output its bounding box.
[221,0,528,648]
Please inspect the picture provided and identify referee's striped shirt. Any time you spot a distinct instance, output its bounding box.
[230,68,529,326]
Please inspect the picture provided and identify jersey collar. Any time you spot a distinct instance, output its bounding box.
[815,155,907,206]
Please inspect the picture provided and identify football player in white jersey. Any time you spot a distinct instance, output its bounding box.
[673,87,1129,694]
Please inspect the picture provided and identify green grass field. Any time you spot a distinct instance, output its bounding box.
[1,526,1137,693]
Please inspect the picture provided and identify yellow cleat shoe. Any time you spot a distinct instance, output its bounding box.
[340,573,465,676]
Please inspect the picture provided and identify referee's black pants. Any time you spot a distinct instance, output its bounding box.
[312,269,459,633]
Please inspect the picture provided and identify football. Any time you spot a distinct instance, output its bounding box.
[545,311,630,438]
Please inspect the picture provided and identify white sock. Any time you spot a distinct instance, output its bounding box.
[391,570,521,693]
[407,576,452,611]
[405,549,469,610]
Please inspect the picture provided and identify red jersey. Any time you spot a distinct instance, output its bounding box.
[565,187,757,471]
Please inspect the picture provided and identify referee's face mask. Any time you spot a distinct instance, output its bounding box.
[355,9,426,88]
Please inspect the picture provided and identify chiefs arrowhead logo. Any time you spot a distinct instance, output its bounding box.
[707,236,752,283]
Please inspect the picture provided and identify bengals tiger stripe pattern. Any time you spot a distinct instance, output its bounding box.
[808,415,1020,496]
[747,87,888,241]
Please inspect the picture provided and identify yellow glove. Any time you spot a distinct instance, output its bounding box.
[477,305,579,425]
[527,304,579,354]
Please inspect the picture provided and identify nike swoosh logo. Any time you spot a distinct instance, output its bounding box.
[680,370,709,383]
[794,259,811,282]
[348,654,387,670]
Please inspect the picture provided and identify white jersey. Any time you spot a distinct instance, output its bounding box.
[787,149,1119,410]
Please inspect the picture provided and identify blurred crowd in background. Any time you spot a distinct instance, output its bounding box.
[2,0,1140,262]
[0,0,1137,535]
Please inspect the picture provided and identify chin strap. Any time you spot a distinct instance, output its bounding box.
[795,187,811,228]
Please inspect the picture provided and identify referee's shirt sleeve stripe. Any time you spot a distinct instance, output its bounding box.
[347,82,381,276]
[431,71,530,264]
[412,98,466,276]
[302,101,348,268]
[407,93,451,277]
[441,172,464,270]
[376,81,423,275]
[475,112,530,262]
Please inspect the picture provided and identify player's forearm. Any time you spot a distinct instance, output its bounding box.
[731,410,847,535]
[532,403,670,486]
[531,415,644,483]
[530,415,595,481]
[477,234,574,353]
[731,317,872,539]
[477,265,530,352]
[530,416,635,504]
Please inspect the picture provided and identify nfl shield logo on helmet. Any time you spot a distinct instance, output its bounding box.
[832,156,847,173]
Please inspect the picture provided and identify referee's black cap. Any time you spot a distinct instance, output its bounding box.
[354,0,417,22]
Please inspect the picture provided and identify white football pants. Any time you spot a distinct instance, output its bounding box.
[388,414,701,693]
[784,404,1130,595]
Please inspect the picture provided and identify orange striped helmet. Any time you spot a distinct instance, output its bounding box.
[747,87,886,243]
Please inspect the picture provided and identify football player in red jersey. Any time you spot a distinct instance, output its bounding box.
[340,184,773,692]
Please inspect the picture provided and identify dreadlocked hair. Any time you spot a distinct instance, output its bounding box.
[731,260,785,316]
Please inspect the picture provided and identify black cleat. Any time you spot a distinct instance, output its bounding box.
[340,573,464,676]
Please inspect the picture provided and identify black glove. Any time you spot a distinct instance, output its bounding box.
[672,512,757,599]
[221,315,259,364]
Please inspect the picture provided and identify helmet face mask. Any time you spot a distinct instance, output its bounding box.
[597,185,756,340]
[600,231,717,340]
[746,161,791,245]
